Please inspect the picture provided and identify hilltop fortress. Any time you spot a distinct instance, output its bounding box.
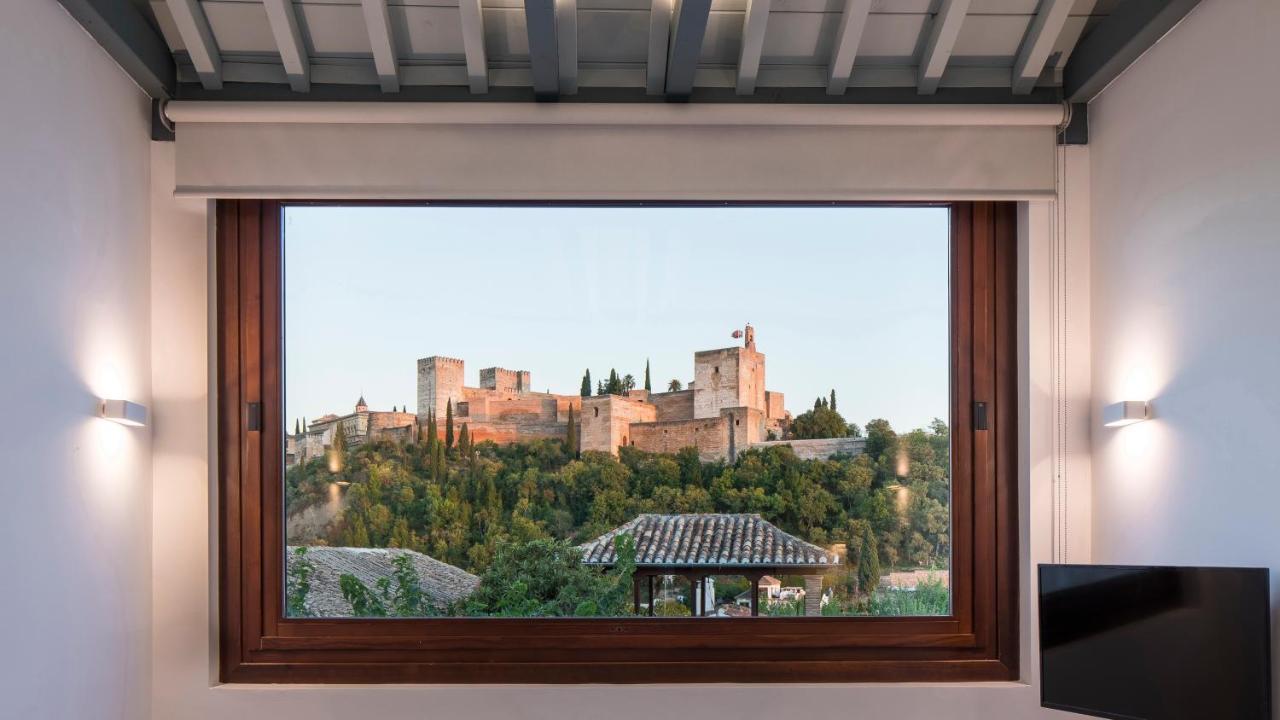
[290,326,866,466]
[421,326,794,462]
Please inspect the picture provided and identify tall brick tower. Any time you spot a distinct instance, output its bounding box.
[417,356,465,424]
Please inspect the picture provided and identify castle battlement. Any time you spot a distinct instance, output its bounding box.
[419,355,464,366]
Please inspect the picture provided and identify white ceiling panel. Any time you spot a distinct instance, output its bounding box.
[857,13,928,57]
[298,3,375,55]
[952,12,1032,58]
[200,1,277,53]
[760,11,835,65]
[392,5,467,59]
[578,9,652,63]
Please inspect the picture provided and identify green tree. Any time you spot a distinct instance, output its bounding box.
[830,389,837,413]
[445,399,455,450]
[789,406,849,440]
[566,407,579,457]
[622,374,636,392]
[644,359,652,392]
[596,380,605,396]
[286,547,314,617]
[458,423,471,457]
[580,369,592,397]
[668,379,683,392]
[464,535,637,617]
[329,421,347,471]
[294,418,301,436]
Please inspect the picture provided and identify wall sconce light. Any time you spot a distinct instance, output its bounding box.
[100,399,148,427]
[1103,400,1149,428]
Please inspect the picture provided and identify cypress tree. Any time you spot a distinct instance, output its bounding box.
[565,407,578,457]
[445,399,455,450]
[814,397,822,411]
[644,359,652,392]
[830,389,837,413]
[294,418,301,436]
[427,410,438,454]
[580,369,592,397]
[596,380,605,396]
[329,421,347,472]
[459,423,471,456]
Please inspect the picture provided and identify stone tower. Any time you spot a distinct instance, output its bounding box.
[355,394,368,413]
[692,329,766,419]
[417,356,465,424]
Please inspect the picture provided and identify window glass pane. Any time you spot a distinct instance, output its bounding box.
[283,206,950,619]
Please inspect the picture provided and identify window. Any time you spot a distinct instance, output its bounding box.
[218,201,1018,683]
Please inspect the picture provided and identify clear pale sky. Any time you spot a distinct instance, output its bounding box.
[284,206,949,433]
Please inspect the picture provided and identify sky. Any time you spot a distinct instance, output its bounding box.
[284,205,949,433]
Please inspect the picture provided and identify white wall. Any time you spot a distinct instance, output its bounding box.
[0,2,154,719]
[1089,0,1280,708]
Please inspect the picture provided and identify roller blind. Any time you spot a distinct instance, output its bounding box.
[169,102,1064,200]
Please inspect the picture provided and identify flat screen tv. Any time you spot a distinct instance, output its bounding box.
[1039,564,1271,720]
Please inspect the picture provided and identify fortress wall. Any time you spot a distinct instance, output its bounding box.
[368,411,416,431]
[628,417,728,461]
[487,397,559,422]
[580,395,656,455]
[748,436,867,461]
[765,390,786,420]
[464,420,566,445]
[723,406,766,458]
[649,389,694,421]
[693,347,743,419]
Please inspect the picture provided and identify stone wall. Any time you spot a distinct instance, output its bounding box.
[580,395,657,454]
[748,436,867,460]
[463,420,566,444]
[649,389,695,422]
[628,416,729,461]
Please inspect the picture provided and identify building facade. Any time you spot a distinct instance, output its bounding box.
[286,396,417,467]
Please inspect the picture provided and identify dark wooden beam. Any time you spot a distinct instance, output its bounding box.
[56,0,176,99]
[524,0,559,98]
[1063,0,1203,103]
[664,0,712,98]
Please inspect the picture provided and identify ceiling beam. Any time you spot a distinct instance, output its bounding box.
[916,0,970,95]
[55,0,176,99]
[1063,0,1202,102]
[825,0,872,96]
[458,0,489,93]
[262,0,310,92]
[646,0,674,95]
[557,0,579,95]
[665,0,713,97]
[525,0,560,97]
[1011,0,1072,95]
[360,0,399,92]
[735,0,772,95]
[164,0,222,90]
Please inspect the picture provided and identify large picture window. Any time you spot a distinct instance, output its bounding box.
[218,201,1018,683]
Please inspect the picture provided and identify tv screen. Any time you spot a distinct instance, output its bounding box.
[1039,565,1271,720]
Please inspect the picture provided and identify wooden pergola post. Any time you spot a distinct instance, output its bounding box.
[749,575,761,617]
[647,574,655,616]
[632,574,642,615]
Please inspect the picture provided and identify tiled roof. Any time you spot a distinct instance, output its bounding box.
[578,514,838,569]
[287,546,479,617]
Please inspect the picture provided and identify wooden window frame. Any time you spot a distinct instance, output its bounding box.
[218,200,1019,684]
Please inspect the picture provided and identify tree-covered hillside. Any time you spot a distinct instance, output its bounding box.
[286,415,951,591]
